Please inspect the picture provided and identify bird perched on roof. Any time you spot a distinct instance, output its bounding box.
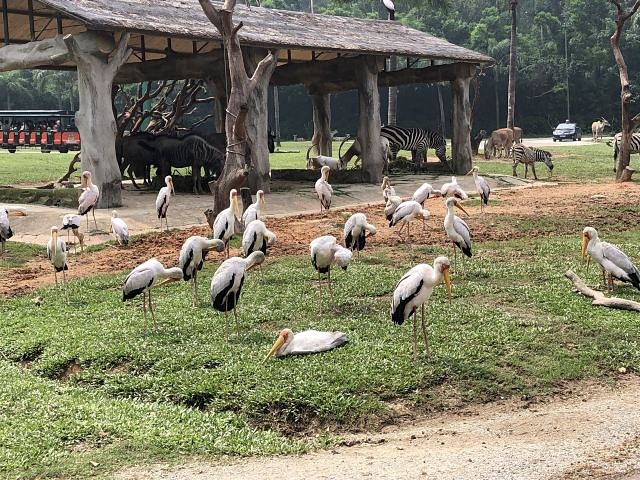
[110,211,129,247]
[213,189,243,258]
[382,0,395,20]
[78,171,99,230]
[389,200,430,243]
[467,166,491,213]
[391,256,452,360]
[179,236,225,307]
[61,214,84,254]
[155,175,175,232]
[343,213,377,257]
[262,328,348,363]
[243,219,277,257]
[243,190,266,226]
[315,166,333,213]
[47,226,68,287]
[122,258,183,330]
[440,176,469,200]
[582,227,640,291]
[210,251,265,338]
[310,235,352,291]
[0,206,26,255]
[444,197,472,269]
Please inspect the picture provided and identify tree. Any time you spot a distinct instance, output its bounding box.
[506,0,517,129]
[609,0,640,181]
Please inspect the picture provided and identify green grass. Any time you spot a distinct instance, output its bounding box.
[2,228,640,478]
[0,150,80,185]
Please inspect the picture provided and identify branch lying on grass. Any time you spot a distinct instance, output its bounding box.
[565,270,640,312]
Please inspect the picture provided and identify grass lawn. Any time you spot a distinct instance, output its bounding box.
[1,226,640,478]
[0,150,80,185]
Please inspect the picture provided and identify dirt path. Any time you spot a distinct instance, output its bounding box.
[2,181,640,296]
[116,377,640,480]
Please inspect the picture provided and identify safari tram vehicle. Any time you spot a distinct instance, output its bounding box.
[0,110,81,153]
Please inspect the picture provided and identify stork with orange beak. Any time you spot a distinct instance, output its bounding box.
[0,206,27,255]
[242,190,266,226]
[466,166,491,213]
[262,328,348,363]
[444,197,472,270]
[78,171,99,230]
[47,226,68,286]
[315,166,333,213]
[213,189,243,258]
[582,226,640,291]
[155,175,175,232]
[391,256,452,360]
[122,258,182,330]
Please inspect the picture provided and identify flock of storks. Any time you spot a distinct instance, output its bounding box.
[2,163,640,361]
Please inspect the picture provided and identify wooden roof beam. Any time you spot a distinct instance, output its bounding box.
[0,34,69,71]
[114,50,224,83]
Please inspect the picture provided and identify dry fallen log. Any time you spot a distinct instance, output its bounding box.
[565,270,640,312]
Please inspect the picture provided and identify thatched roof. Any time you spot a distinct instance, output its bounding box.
[28,0,491,63]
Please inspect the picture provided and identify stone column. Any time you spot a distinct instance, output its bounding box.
[355,56,384,183]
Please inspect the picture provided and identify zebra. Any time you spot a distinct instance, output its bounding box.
[380,126,447,166]
[612,132,640,172]
[512,144,554,180]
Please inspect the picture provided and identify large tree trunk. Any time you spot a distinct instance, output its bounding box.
[506,0,517,129]
[311,92,332,156]
[355,56,384,184]
[64,31,131,208]
[451,72,473,174]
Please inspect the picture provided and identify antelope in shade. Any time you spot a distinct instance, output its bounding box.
[592,118,610,142]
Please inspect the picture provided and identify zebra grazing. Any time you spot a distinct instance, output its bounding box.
[612,132,640,172]
[512,144,554,180]
[380,126,447,166]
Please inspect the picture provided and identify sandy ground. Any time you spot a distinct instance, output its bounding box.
[116,377,640,480]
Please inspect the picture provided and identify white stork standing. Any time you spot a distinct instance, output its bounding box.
[262,328,348,363]
[412,183,441,230]
[582,226,640,291]
[343,213,377,257]
[179,236,225,307]
[213,188,243,258]
[310,235,352,292]
[391,256,452,360]
[444,197,472,269]
[122,258,183,330]
[467,166,491,213]
[382,0,395,20]
[155,175,175,232]
[78,171,99,230]
[440,176,469,200]
[389,200,430,243]
[384,191,402,221]
[381,176,396,202]
[0,206,26,255]
[242,219,277,257]
[110,211,130,247]
[210,251,265,337]
[242,190,266,226]
[315,166,333,213]
[47,226,68,286]
[61,214,84,254]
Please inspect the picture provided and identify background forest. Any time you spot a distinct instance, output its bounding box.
[1,0,638,138]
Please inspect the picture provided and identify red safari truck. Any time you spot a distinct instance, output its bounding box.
[0,110,81,153]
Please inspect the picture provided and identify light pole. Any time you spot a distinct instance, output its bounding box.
[564,20,570,121]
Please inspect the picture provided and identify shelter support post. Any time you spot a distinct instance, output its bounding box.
[310,92,332,156]
[355,56,384,184]
[205,77,227,134]
[64,31,132,208]
[450,64,475,174]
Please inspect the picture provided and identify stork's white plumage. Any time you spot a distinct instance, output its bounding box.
[440,176,469,200]
[315,166,333,213]
[444,197,472,268]
[242,220,276,257]
[391,256,452,360]
[0,206,26,254]
[582,227,640,291]
[155,175,175,231]
[382,0,395,19]
[213,189,243,257]
[384,192,402,221]
[412,182,441,206]
[78,171,99,230]
[61,213,84,253]
[467,166,491,213]
[210,251,265,337]
[381,176,396,202]
[122,258,182,330]
[343,213,376,255]
[389,200,430,243]
[310,235,352,291]
[47,226,68,286]
[262,328,348,362]
[110,211,129,246]
[179,235,225,306]
[242,190,266,225]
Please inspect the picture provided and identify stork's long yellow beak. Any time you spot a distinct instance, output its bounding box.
[8,210,26,217]
[581,235,588,262]
[261,334,286,364]
[455,202,469,217]
[465,168,474,175]
[155,277,179,288]
[232,195,242,221]
[443,269,452,304]
[51,231,57,255]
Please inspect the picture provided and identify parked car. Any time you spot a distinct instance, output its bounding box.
[553,122,582,141]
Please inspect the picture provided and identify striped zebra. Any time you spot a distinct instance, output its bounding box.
[380,126,447,165]
[512,144,554,180]
[612,132,640,172]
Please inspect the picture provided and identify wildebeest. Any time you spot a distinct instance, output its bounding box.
[484,128,514,159]
[119,132,157,189]
[592,118,610,142]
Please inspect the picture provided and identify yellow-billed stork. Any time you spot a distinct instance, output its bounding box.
[179,235,225,306]
[444,197,472,268]
[213,188,243,258]
[467,166,491,213]
[110,211,129,247]
[262,328,348,363]
[310,235,352,292]
[0,206,26,254]
[389,200,430,243]
[61,214,84,254]
[78,171,99,230]
[155,175,175,231]
[242,190,265,225]
[47,225,68,286]
[315,166,333,213]
[343,213,376,257]
[582,227,640,291]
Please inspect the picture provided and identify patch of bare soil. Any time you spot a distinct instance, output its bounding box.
[116,376,640,480]
[2,182,640,296]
